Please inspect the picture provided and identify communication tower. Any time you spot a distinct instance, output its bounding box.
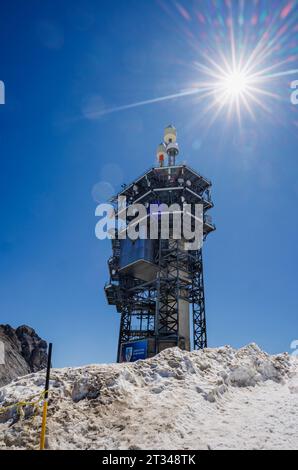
[105,126,215,362]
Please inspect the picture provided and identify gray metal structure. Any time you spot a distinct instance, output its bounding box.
[105,127,215,362]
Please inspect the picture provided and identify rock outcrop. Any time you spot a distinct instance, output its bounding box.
[0,325,47,387]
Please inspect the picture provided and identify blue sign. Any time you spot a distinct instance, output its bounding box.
[121,340,148,362]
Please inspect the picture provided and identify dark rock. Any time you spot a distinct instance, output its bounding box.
[0,324,47,387]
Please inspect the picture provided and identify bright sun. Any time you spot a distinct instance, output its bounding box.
[192,56,274,123]
[223,70,249,97]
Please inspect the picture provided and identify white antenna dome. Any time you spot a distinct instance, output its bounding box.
[156,142,166,167]
[164,125,177,144]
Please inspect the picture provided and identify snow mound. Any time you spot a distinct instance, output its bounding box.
[0,344,297,450]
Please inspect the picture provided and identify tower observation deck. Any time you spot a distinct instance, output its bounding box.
[105,126,215,362]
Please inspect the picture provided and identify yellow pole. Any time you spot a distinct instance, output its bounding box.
[39,400,48,450]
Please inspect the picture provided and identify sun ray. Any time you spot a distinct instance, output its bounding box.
[246,86,282,101]
[248,60,298,81]
[245,90,274,115]
[241,93,256,121]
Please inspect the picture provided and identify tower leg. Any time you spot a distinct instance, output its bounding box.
[192,249,207,349]
[117,306,131,362]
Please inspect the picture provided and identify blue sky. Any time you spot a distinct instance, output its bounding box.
[0,0,297,367]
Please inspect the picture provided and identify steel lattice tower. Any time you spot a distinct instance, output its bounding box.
[105,126,215,362]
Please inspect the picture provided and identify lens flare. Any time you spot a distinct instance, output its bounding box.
[159,0,298,127]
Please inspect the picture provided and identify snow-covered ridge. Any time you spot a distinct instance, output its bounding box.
[0,344,297,450]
